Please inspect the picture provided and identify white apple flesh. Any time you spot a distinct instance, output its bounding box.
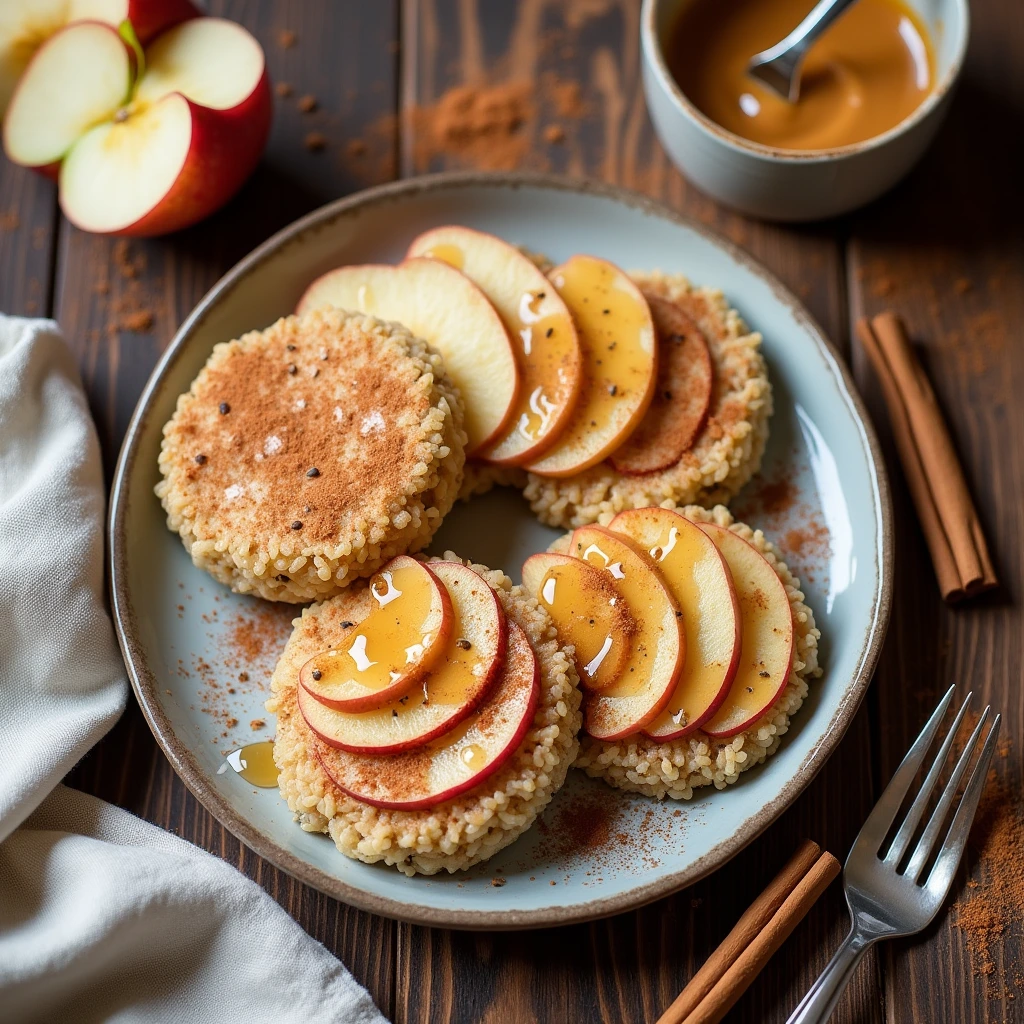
[698,523,796,739]
[407,225,583,466]
[296,258,520,454]
[315,620,539,809]
[298,561,508,753]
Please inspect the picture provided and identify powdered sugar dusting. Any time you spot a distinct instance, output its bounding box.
[360,410,386,435]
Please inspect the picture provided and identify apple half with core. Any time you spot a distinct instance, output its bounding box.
[609,295,713,475]
[297,258,520,454]
[315,620,539,809]
[698,523,795,738]
[407,225,583,466]
[569,525,684,740]
[298,561,508,753]
[521,550,633,691]
[4,17,272,235]
[298,556,454,712]
[525,255,657,477]
[0,0,199,115]
[609,507,740,739]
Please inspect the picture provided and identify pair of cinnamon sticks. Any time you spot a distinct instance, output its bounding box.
[656,840,839,1024]
[857,313,997,603]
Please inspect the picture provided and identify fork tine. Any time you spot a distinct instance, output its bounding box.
[853,685,955,855]
[905,707,992,882]
[884,692,973,866]
[921,714,1000,901]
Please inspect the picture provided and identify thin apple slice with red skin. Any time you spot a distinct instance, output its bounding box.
[521,551,633,692]
[3,21,134,175]
[407,225,584,466]
[0,0,197,118]
[609,507,740,740]
[50,18,271,236]
[298,556,454,712]
[315,620,538,809]
[297,258,520,455]
[525,255,657,478]
[568,525,684,740]
[299,561,507,752]
[697,523,795,739]
[609,296,714,475]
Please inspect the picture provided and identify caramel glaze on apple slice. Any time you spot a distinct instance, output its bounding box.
[298,561,507,754]
[315,620,539,810]
[298,556,453,712]
[570,525,685,740]
[608,295,714,476]
[609,507,740,740]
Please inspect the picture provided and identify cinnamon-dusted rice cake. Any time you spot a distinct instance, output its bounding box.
[571,505,821,799]
[266,556,582,876]
[156,308,466,602]
[523,272,771,528]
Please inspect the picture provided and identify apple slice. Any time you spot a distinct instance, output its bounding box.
[315,620,539,809]
[521,551,633,691]
[298,556,453,712]
[0,0,198,117]
[609,507,740,739]
[569,525,684,740]
[525,255,657,477]
[5,17,272,235]
[698,524,795,739]
[609,296,714,475]
[296,258,519,454]
[298,560,507,752]
[3,22,133,173]
[407,225,583,465]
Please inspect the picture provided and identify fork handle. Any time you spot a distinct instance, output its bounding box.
[786,927,875,1024]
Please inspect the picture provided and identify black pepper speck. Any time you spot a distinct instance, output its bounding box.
[291,521,303,530]
[287,363,297,375]
[306,467,320,478]
[194,453,207,465]
[312,669,322,681]
[218,402,230,415]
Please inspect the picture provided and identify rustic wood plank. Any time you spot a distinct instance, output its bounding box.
[847,3,1024,1016]
[56,2,401,1017]
[0,165,58,318]
[395,4,880,1022]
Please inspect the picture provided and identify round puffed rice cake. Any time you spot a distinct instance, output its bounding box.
[522,271,772,529]
[156,307,466,602]
[571,505,821,799]
[266,556,583,876]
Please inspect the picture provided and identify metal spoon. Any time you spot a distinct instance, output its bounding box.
[747,0,860,102]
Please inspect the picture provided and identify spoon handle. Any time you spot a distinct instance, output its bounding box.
[758,0,860,64]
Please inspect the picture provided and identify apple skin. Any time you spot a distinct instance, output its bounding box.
[126,0,201,44]
[60,70,273,237]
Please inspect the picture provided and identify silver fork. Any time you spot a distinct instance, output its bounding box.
[787,687,1001,1024]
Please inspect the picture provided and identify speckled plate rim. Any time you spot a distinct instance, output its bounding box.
[108,171,893,930]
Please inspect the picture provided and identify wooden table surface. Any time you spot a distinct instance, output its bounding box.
[4,1,1020,1021]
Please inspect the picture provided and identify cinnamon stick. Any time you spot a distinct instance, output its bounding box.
[655,841,828,1024]
[856,313,997,603]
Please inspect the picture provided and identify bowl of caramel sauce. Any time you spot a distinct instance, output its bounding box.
[641,0,967,220]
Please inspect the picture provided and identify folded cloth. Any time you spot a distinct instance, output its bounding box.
[0,317,388,1024]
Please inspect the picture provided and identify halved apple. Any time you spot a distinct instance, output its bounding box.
[521,551,633,691]
[609,507,740,739]
[525,255,657,477]
[298,556,453,712]
[315,620,539,809]
[4,17,272,235]
[569,525,683,740]
[407,225,583,465]
[298,560,508,752]
[609,296,713,475]
[0,0,198,116]
[698,524,795,739]
[297,260,520,455]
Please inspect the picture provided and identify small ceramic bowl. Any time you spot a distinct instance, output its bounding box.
[640,0,969,221]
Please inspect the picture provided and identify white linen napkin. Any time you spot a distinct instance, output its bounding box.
[0,316,388,1024]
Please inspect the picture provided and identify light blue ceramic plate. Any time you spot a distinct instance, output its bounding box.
[109,173,892,929]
